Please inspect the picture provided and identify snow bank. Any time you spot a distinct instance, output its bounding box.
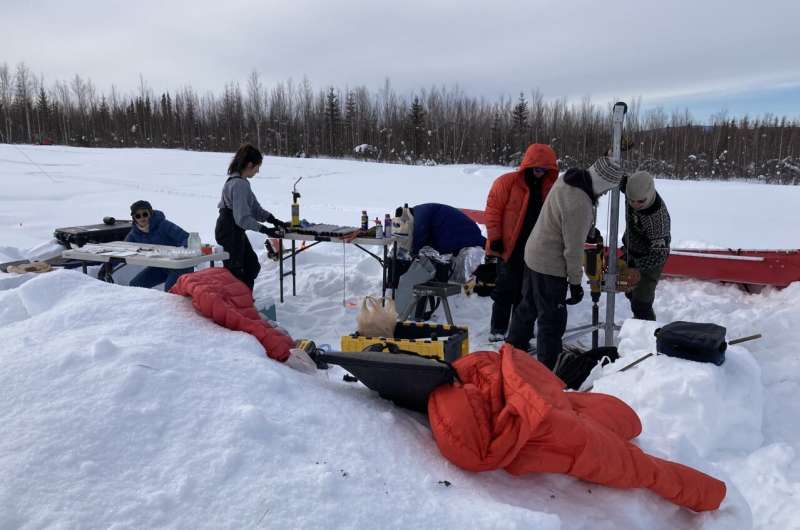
[3,145,800,529]
[0,270,557,529]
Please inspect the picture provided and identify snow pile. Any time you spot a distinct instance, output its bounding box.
[2,145,800,529]
[597,320,763,458]
[0,271,552,529]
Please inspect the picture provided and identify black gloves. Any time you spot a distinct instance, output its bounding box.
[266,215,290,228]
[565,283,584,305]
[489,239,504,254]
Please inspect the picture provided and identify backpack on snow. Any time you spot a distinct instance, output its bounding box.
[655,321,727,366]
[554,346,619,390]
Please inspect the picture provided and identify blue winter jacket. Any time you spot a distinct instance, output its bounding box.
[411,203,486,256]
[125,210,189,247]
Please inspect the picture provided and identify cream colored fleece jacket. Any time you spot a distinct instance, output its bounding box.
[524,177,594,285]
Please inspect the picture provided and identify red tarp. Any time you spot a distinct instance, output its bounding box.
[462,208,800,287]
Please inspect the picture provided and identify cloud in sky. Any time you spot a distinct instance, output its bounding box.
[2,0,799,118]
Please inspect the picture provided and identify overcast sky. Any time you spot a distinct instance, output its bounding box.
[2,0,799,120]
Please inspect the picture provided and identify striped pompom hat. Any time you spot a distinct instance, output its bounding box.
[588,157,625,196]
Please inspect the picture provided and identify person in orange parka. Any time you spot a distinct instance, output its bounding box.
[485,144,559,342]
[428,344,727,512]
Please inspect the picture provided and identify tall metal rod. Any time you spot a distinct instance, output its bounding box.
[604,102,628,347]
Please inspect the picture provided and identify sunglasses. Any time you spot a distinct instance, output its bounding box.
[532,167,549,174]
[133,210,150,220]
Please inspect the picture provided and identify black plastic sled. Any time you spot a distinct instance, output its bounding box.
[311,343,457,413]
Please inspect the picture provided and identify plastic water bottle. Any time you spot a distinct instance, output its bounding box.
[361,210,368,230]
[384,214,392,237]
[187,232,202,254]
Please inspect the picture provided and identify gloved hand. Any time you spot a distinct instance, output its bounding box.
[565,283,584,305]
[489,239,504,254]
[624,267,641,288]
[621,136,635,152]
[604,138,634,156]
[259,224,283,237]
[266,215,290,228]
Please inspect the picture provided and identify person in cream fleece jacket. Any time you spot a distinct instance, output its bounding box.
[506,156,624,369]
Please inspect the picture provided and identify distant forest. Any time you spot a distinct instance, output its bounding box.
[2,62,799,183]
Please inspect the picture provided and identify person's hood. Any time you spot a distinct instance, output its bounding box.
[132,209,166,235]
[519,144,559,182]
[563,169,597,205]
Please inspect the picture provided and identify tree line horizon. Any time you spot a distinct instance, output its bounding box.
[2,62,799,184]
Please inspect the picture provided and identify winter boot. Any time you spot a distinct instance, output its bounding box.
[488,331,506,343]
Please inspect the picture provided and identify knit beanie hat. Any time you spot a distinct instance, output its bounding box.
[587,157,625,197]
[626,171,656,208]
[130,200,153,216]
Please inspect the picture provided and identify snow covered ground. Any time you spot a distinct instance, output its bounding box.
[1,144,799,530]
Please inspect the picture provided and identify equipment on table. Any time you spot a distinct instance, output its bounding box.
[54,218,133,248]
[291,177,302,227]
[288,223,362,238]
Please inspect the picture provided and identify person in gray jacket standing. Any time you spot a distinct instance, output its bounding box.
[215,144,288,290]
[506,157,624,369]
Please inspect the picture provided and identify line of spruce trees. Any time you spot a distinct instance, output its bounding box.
[1,63,799,183]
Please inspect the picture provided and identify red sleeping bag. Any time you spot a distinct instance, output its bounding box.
[428,345,727,512]
[170,268,293,362]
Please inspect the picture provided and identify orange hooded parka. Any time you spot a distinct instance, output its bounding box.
[484,144,559,261]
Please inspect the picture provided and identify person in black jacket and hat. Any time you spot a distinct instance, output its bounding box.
[215,144,288,290]
[620,170,671,321]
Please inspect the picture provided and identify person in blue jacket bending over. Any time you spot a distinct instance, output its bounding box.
[393,203,486,257]
[125,200,193,291]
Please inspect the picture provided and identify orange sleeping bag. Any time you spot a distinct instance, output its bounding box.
[428,345,726,512]
[170,268,293,362]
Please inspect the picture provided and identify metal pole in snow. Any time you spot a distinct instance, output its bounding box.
[604,102,628,347]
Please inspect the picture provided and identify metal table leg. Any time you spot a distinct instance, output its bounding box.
[279,238,284,303]
[381,244,388,302]
[391,241,397,299]
[291,239,296,296]
[440,296,455,326]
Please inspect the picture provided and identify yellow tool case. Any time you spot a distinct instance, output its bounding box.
[341,321,469,362]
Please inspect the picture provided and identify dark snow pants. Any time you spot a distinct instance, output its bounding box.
[506,269,568,370]
[489,257,525,334]
[625,262,663,321]
[130,266,193,292]
[215,207,260,291]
